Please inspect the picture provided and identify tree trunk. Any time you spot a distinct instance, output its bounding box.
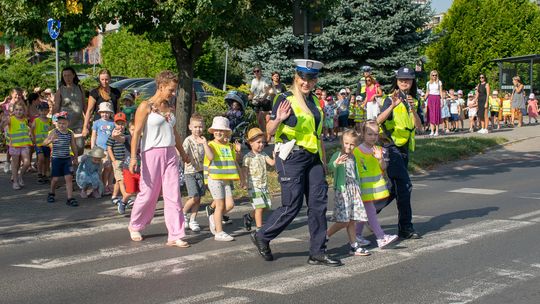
[170,35,207,139]
[170,37,195,140]
[66,50,70,65]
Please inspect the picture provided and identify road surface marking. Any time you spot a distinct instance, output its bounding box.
[448,188,507,195]
[509,209,540,220]
[164,291,225,304]
[207,297,250,304]
[99,237,302,279]
[223,219,533,295]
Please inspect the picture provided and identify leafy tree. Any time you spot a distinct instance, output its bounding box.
[91,0,337,137]
[241,0,431,93]
[53,23,96,65]
[101,27,176,77]
[425,0,540,89]
[0,48,55,97]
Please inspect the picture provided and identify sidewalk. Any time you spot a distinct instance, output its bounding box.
[1,123,538,237]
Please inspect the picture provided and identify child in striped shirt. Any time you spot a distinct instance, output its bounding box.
[43,112,79,207]
[107,112,129,214]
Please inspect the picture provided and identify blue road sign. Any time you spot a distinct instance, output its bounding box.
[47,18,61,40]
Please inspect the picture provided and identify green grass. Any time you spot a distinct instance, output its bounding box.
[409,136,508,173]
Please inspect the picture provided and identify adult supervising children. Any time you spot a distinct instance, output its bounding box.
[376,67,423,240]
[251,59,342,267]
[127,70,190,248]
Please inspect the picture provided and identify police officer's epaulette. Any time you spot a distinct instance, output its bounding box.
[273,91,293,105]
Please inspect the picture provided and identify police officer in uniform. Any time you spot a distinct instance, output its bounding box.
[251,59,342,267]
[377,67,423,239]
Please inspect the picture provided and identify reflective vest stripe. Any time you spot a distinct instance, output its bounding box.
[360,184,388,194]
[34,118,51,146]
[211,160,237,167]
[360,174,384,183]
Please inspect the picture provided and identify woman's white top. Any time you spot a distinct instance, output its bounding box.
[427,80,442,95]
[141,112,176,152]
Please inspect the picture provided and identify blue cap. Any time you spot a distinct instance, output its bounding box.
[294,59,324,79]
[396,67,415,79]
[361,65,372,72]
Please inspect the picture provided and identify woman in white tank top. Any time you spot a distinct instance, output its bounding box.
[128,70,190,248]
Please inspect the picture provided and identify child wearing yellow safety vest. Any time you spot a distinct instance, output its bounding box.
[501,93,512,126]
[31,102,53,184]
[1,101,33,190]
[355,120,399,249]
[204,116,243,242]
[352,95,366,133]
[488,90,501,130]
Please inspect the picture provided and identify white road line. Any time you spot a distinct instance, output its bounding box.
[509,209,540,220]
[13,242,167,269]
[207,297,250,304]
[448,188,507,195]
[517,196,540,200]
[223,219,533,295]
[164,291,225,304]
[99,237,302,279]
[431,262,540,304]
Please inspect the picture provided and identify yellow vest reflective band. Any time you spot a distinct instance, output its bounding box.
[274,93,323,158]
[34,117,52,146]
[382,96,417,152]
[353,104,365,123]
[489,96,500,112]
[353,147,389,202]
[8,116,32,147]
[502,99,512,115]
[203,141,239,183]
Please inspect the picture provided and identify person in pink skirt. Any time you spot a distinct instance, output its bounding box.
[127,70,190,248]
[527,93,539,124]
[425,70,443,136]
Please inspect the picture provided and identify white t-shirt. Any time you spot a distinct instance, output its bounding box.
[250,78,269,101]
[427,81,442,95]
[450,99,459,114]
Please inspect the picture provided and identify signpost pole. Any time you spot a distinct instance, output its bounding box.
[55,39,59,90]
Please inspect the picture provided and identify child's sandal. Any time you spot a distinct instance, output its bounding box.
[66,198,79,207]
[47,193,55,203]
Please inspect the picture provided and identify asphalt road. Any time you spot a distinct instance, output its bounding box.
[1,138,540,304]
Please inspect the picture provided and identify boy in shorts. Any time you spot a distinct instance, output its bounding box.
[31,102,52,184]
[106,112,129,214]
[242,128,275,232]
[182,114,213,232]
[122,122,140,211]
[43,112,78,206]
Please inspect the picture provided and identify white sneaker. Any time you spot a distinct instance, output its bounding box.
[189,220,201,232]
[434,132,439,137]
[183,213,190,227]
[377,234,399,249]
[355,235,371,247]
[214,231,234,241]
[429,131,434,136]
[208,215,216,235]
[4,161,10,173]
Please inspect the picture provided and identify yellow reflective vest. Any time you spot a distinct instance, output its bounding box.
[33,117,52,146]
[489,96,501,112]
[203,141,239,183]
[8,116,32,147]
[274,93,323,159]
[353,147,390,203]
[382,96,417,152]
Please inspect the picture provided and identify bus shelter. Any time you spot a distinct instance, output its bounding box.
[493,54,540,95]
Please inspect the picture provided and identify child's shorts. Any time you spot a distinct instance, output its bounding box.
[490,111,499,118]
[123,169,140,194]
[185,172,206,198]
[51,157,73,177]
[207,179,233,200]
[249,187,271,209]
[35,145,51,158]
[8,146,29,156]
[113,160,124,181]
[450,114,459,121]
[324,117,334,129]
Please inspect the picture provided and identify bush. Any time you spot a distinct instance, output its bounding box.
[0,48,55,97]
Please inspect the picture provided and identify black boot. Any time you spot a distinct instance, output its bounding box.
[307,254,342,267]
[251,231,273,261]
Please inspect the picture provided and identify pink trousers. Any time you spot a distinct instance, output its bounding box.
[129,146,185,242]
